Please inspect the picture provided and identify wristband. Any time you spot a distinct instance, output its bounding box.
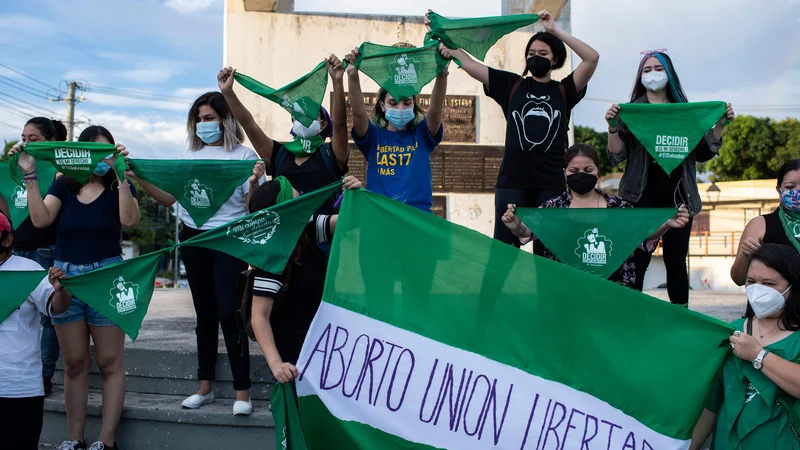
[608,128,619,134]
[118,183,132,189]
[24,176,38,182]
[23,170,36,176]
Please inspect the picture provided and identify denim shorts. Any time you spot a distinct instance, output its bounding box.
[52,256,122,327]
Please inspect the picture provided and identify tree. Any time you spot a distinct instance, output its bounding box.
[574,126,622,175]
[1,139,18,162]
[122,179,176,268]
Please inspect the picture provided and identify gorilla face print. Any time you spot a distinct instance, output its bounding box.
[510,94,561,153]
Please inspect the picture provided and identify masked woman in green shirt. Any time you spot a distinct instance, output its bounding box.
[690,243,800,450]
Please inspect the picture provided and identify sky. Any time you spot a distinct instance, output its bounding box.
[1,0,799,158]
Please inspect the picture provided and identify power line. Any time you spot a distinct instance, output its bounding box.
[0,91,65,119]
[0,77,49,99]
[0,119,22,130]
[0,63,57,91]
[0,104,34,120]
[85,84,192,103]
[0,98,44,119]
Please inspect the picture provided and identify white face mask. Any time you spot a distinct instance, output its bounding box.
[641,71,668,92]
[746,284,791,319]
[292,120,322,139]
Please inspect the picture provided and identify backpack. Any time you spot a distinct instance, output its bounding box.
[236,263,293,342]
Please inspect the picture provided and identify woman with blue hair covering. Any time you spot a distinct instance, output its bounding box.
[605,50,735,304]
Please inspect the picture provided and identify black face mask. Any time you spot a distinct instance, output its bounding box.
[567,172,598,195]
[526,55,552,78]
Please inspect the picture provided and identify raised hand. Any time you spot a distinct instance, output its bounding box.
[217,66,236,92]
[249,161,266,185]
[605,104,620,129]
[537,10,557,33]
[9,142,36,173]
[345,48,360,75]
[719,103,735,126]
[326,54,344,82]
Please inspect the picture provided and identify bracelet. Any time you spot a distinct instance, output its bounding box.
[118,183,132,189]
[24,176,38,182]
[23,170,36,176]
[608,128,619,134]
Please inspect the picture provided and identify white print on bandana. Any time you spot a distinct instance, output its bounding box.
[390,54,419,86]
[110,276,138,315]
[511,94,561,153]
[184,179,213,208]
[11,186,27,208]
[575,228,612,267]
[227,210,281,245]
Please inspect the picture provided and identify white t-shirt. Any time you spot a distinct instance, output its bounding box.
[0,255,56,398]
[179,143,265,230]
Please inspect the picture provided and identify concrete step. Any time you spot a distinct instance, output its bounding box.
[41,387,276,450]
[52,346,276,401]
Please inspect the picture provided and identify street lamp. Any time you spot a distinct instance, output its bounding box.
[706,181,721,208]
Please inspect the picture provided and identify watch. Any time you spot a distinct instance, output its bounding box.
[753,349,770,370]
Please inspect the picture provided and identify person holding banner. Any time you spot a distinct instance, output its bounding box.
[425,10,598,249]
[690,243,800,450]
[130,92,264,416]
[0,210,72,450]
[216,56,349,216]
[731,160,800,286]
[248,175,362,384]
[346,43,449,213]
[605,50,735,305]
[9,125,138,450]
[501,144,689,291]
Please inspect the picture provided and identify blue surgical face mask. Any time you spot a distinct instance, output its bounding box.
[384,107,415,130]
[196,121,223,145]
[93,155,114,176]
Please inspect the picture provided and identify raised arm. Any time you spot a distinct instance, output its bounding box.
[252,294,298,384]
[244,161,266,211]
[218,67,275,161]
[426,44,451,136]
[605,104,626,156]
[112,144,140,228]
[424,11,489,85]
[539,10,598,93]
[647,205,690,242]
[730,217,765,286]
[8,145,60,228]
[327,55,349,168]
[345,48,370,139]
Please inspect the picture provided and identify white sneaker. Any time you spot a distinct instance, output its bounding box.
[181,392,215,409]
[233,398,253,416]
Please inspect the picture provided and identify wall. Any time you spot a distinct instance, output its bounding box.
[643,256,742,292]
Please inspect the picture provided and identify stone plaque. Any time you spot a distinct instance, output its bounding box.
[335,93,477,143]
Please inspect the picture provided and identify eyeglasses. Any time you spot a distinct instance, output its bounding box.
[640,48,668,56]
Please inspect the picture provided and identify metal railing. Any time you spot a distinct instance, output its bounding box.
[653,231,742,257]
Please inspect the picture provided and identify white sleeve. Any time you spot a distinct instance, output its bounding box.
[29,276,56,317]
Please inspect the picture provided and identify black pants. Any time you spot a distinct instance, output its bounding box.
[0,396,44,449]
[180,227,251,390]
[493,187,563,255]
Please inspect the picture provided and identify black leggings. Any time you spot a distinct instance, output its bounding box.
[0,396,44,449]
[180,226,251,390]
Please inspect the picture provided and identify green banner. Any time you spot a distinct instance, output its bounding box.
[611,101,727,175]
[0,270,47,323]
[180,182,341,273]
[234,62,328,127]
[60,251,165,340]
[0,160,57,229]
[426,11,539,62]
[11,141,126,184]
[516,207,677,279]
[272,383,309,450]
[345,41,449,101]
[128,159,258,229]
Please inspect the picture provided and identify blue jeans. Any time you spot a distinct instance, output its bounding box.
[15,246,60,378]
[52,256,122,327]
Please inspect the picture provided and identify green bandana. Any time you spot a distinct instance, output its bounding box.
[0,270,47,323]
[180,181,341,273]
[271,382,308,450]
[425,11,539,65]
[274,176,294,205]
[778,207,800,253]
[60,250,166,340]
[0,160,57,229]
[283,136,324,158]
[516,207,677,279]
[234,62,328,127]
[11,141,126,185]
[344,41,449,101]
[128,159,259,229]
[610,101,727,175]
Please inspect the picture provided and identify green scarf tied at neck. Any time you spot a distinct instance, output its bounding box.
[779,207,800,253]
[275,176,294,205]
[11,141,126,185]
[282,136,324,158]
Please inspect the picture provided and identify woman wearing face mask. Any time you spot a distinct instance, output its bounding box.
[501,144,689,291]
[216,56,348,216]
[345,43,450,213]
[10,125,139,450]
[606,50,735,306]
[731,160,800,286]
[690,243,800,450]
[425,10,598,247]
[129,92,265,417]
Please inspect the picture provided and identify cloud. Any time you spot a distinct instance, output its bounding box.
[173,87,216,99]
[117,67,185,84]
[79,111,187,158]
[83,92,191,112]
[0,14,56,45]
[164,0,219,13]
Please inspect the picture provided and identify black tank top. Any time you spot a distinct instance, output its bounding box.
[763,209,793,247]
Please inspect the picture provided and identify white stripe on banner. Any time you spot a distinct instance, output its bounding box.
[296,303,689,450]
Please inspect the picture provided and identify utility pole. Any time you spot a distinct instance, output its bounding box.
[51,81,85,140]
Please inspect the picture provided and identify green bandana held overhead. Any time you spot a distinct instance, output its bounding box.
[516,207,677,279]
[0,270,47,323]
[11,141,126,185]
[610,101,728,175]
[425,11,539,66]
[293,189,733,449]
[272,382,309,450]
[128,159,260,229]
[59,250,166,340]
[0,160,57,229]
[274,176,295,205]
[234,62,328,127]
[283,136,324,158]
[778,208,800,253]
[180,181,340,273]
[343,41,450,101]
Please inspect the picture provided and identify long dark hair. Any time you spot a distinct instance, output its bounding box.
[248,181,312,266]
[521,32,567,77]
[564,143,600,169]
[744,243,800,331]
[777,159,800,187]
[66,125,118,194]
[25,117,67,141]
[629,52,688,104]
